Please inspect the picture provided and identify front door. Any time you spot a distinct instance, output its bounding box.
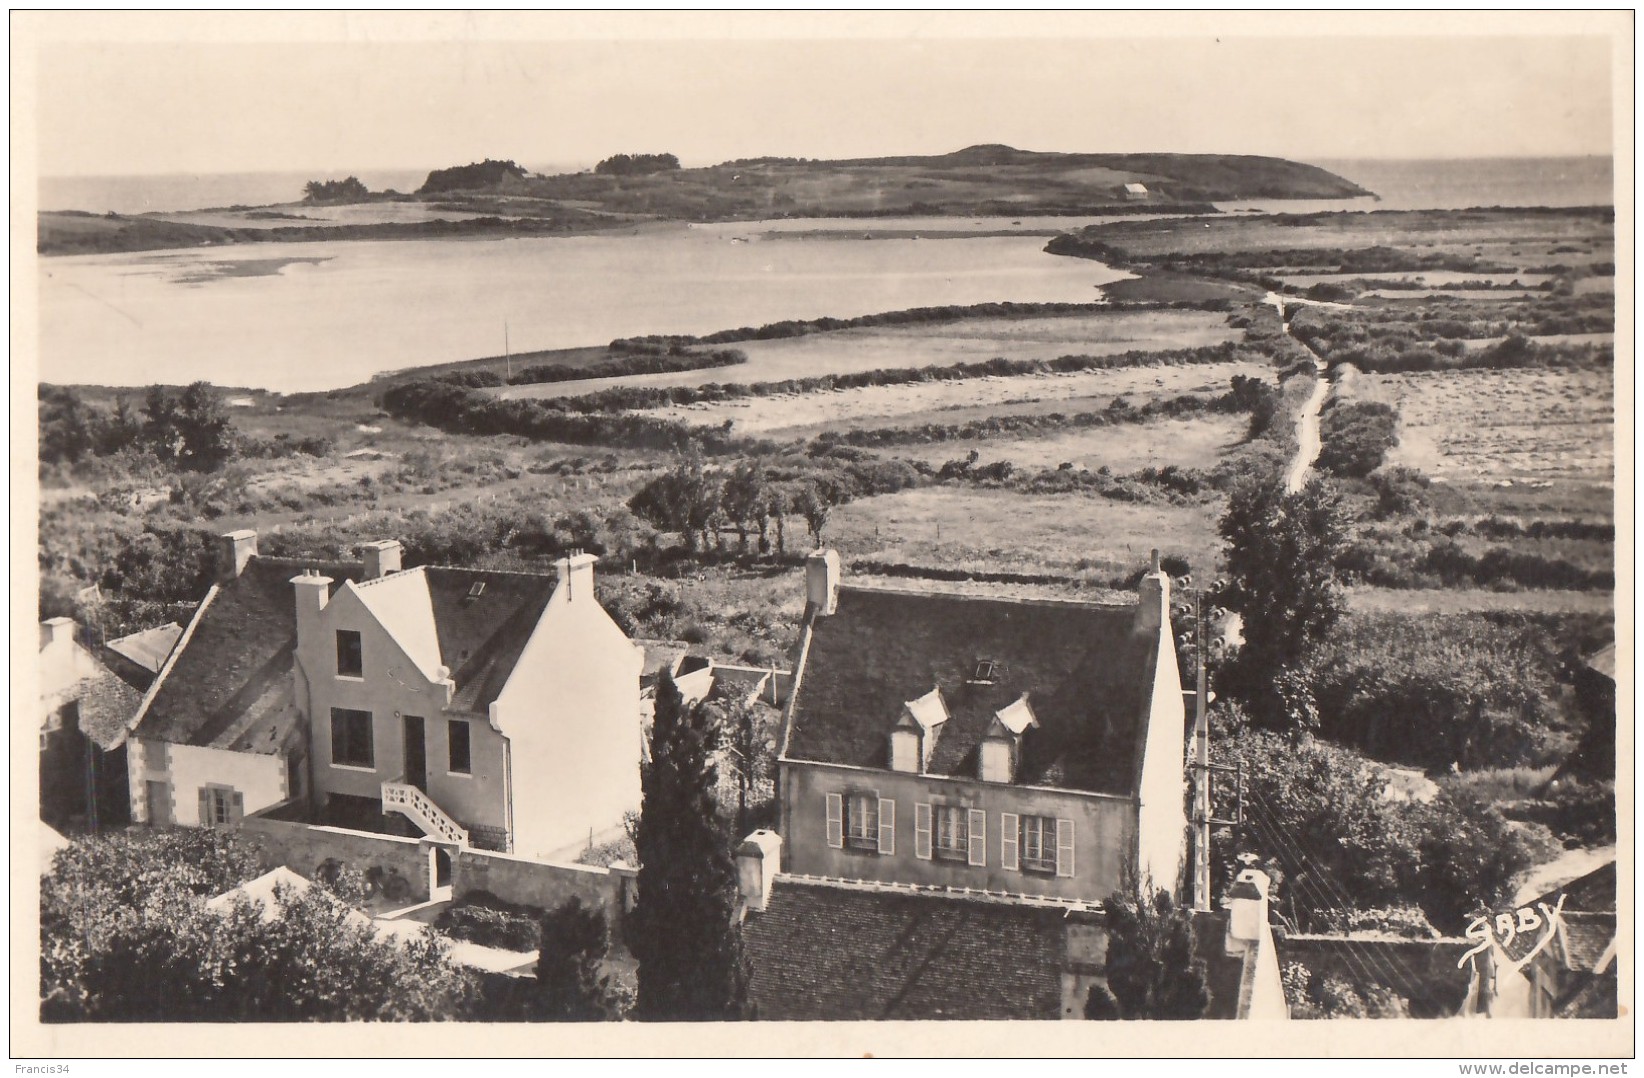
[145,780,172,827]
[403,715,426,791]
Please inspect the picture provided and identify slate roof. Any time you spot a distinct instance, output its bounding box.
[105,623,183,676]
[783,586,1156,795]
[134,557,361,752]
[73,667,144,751]
[743,877,1068,1020]
[132,556,558,751]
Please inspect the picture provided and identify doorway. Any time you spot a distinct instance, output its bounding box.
[145,780,172,827]
[403,715,426,791]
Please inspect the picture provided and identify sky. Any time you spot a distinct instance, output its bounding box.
[24,13,1621,178]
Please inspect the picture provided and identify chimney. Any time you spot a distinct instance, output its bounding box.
[1134,548,1170,636]
[41,616,77,649]
[360,539,402,580]
[218,529,258,583]
[735,829,783,915]
[1226,867,1272,952]
[555,550,598,602]
[805,548,841,617]
[291,573,333,631]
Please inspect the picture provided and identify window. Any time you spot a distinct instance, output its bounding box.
[199,786,242,828]
[970,659,1005,684]
[448,719,472,774]
[934,805,969,861]
[330,708,374,768]
[336,630,363,678]
[825,791,894,854]
[1006,814,1075,877]
[1019,814,1057,873]
[846,791,879,849]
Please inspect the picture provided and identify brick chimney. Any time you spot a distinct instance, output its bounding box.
[555,550,598,602]
[1134,548,1170,637]
[361,539,402,580]
[218,529,258,583]
[735,829,783,916]
[806,548,841,617]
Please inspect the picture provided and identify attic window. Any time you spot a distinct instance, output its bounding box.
[466,582,486,600]
[970,659,1006,685]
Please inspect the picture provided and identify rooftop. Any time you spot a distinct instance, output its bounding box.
[132,555,558,750]
[105,623,183,675]
[783,584,1155,795]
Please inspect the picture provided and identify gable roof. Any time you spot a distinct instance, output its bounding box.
[348,567,443,682]
[130,556,559,751]
[743,876,1068,1020]
[783,585,1156,795]
[131,557,362,752]
[105,623,184,676]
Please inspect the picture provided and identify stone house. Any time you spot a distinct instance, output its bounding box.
[39,617,141,829]
[774,550,1190,904]
[126,530,644,862]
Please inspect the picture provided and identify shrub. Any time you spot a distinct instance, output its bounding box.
[434,892,545,952]
[1316,400,1398,478]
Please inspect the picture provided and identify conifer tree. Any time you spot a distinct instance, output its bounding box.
[629,671,743,1020]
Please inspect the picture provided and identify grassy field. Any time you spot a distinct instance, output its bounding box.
[489,308,1241,402]
[824,486,1226,581]
[1084,208,1614,269]
[1361,367,1613,485]
[880,412,1250,472]
[1345,587,1615,616]
[651,358,1267,436]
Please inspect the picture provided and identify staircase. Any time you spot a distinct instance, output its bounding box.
[382,780,468,847]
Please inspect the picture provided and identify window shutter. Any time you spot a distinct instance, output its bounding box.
[967,809,987,866]
[230,790,245,825]
[1001,812,1020,871]
[1056,817,1076,878]
[877,798,895,855]
[825,792,844,849]
[197,788,212,828]
[914,803,933,860]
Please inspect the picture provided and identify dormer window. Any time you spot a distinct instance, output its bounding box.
[970,659,1006,685]
[980,693,1037,783]
[466,581,486,601]
[890,686,949,773]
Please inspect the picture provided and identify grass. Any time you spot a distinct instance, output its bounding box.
[883,413,1249,472]
[1344,587,1614,615]
[489,309,1242,402]
[824,485,1226,581]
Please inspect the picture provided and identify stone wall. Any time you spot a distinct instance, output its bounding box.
[454,847,634,925]
[240,808,432,905]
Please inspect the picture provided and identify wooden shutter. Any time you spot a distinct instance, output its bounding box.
[914,803,933,860]
[1056,817,1076,878]
[967,809,987,866]
[1001,812,1020,871]
[197,788,212,828]
[877,798,895,854]
[230,790,245,826]
[825,792,844,849]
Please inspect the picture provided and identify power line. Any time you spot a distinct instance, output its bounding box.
[1243,794,1432,1007]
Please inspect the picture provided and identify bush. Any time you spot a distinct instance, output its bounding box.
[434,892,545,952]
[1316,400,1398,478]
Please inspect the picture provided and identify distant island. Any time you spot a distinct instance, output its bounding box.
[37,145,1372,256]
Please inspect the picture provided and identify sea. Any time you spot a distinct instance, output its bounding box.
[34,157,1615,392]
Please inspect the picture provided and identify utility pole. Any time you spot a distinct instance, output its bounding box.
[1191,589,1211,912]
[504,321,511,382]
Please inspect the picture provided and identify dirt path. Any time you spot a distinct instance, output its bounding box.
[1268,292,1335,493]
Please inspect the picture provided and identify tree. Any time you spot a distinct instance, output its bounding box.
[628,457,721,553]
[302,176,370,202]
[1092,885,1210,1020]
[174,381,236,471]
[1218,476,1348,731]
[628,671,743,1020]
[38,386,94,465]
[141,385,182,461]
[536,897,627,1021]
[40,829,478,1021]
[720,461,767,553]
[720,696,762,836]
[796,481,833,546]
